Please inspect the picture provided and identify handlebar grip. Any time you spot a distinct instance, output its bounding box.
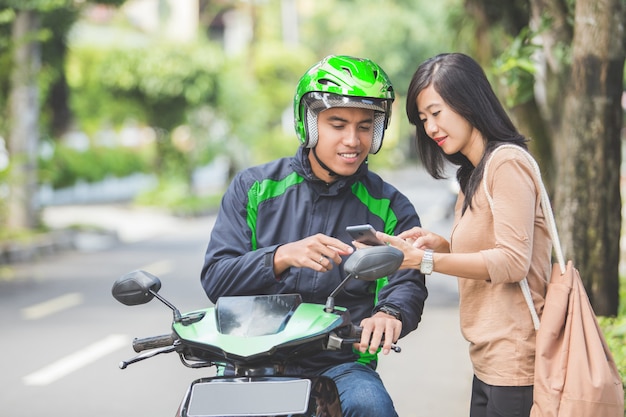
[346,325,401,353]
[132,334,175,352]
[334,325,361,343]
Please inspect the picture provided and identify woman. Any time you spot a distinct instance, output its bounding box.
[377,53,552,416]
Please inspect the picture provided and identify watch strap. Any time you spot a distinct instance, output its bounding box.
[376,305,402,321]
[421,249,434,275]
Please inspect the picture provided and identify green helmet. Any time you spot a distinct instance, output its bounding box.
[293,55,395,154]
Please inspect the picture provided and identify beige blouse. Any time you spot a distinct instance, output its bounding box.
[451,147,551,386]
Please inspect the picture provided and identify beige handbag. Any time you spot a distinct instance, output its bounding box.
[484,145,624,417]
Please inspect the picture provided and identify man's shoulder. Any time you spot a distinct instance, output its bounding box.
[360,170,409,198]
[236,156,296,181]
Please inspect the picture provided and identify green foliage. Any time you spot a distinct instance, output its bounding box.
[1,0,126,10]
[38,142,153,189]
[66,39,223,181]
[67,40,222,134]
[212,45,316,168]
[298,0,460,95]
[99,44,219,108]
[0,0,128,138]
[66,47,145,135]
[598,274,626,408]
[491,27,539,108]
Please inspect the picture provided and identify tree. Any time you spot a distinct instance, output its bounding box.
[82,42,222,181]
[546,0,624,315]
[0,0,127,231]
[7,8,40,229]
[462,0,625,315]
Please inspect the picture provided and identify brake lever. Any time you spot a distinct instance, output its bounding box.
[119,343,178,369]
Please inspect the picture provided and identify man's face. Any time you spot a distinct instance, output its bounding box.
[309,106,375,183]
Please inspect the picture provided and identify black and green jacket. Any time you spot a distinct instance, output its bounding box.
[201,146,427,371]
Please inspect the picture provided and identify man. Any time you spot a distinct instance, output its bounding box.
[201,55,427,417]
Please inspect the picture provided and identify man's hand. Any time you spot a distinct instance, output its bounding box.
[357,312,402,355]
[273,233,354,275]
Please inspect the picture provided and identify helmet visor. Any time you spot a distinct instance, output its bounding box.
[302,92,390,116]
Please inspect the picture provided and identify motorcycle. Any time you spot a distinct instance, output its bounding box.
[111,245,404,417]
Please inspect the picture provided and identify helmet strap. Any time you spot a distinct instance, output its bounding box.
[311,146,340,178]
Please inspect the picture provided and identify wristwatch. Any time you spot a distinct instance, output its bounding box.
[377,305,402,322]
[420,249,434,275]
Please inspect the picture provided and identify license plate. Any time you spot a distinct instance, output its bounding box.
[185,378,311,417]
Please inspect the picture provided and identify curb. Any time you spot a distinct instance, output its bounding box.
[0,228,120,266]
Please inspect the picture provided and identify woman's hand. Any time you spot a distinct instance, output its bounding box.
[373,232,424,270]
[375,229,490,280]
[396,227,450,253]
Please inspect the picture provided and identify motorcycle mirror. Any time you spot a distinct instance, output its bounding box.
[112,270,162,306]
[325,246,404,313]
[343,245,404,280]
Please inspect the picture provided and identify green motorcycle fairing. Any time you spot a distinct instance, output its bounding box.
[173,294,349,361]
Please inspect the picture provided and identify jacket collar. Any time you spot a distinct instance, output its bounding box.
[291,146,368,191]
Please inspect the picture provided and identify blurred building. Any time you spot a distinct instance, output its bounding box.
[121,0,199,43]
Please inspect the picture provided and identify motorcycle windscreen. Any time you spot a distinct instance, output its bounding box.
[185,378,311,416]
[215,294,302,336]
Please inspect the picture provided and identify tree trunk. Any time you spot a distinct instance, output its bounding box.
[527,0,573,193]
[7,9,41,231]
[7,11,41,230]
[510,97,555,194]
[553,0,624,316]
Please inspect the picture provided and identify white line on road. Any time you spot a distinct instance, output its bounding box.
[21,292,84,320]
[22,334,130,386]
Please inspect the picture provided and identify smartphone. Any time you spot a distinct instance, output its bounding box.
[346,224,385,246]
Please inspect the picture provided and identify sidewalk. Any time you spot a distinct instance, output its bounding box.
[42,203,194,245]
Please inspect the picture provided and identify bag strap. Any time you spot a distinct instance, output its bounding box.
[482,144,565,330]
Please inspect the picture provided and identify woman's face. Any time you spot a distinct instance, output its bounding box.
[416,85,484,166]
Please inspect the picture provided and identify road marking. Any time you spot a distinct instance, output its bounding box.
[22,334,129,386]
[21,292,84,320]
[139,259,173,277]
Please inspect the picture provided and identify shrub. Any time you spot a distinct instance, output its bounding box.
[38,142,153,189]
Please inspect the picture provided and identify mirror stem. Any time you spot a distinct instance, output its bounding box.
[150,289,183,322]
[324,273,354,313]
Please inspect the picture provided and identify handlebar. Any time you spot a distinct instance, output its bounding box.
[119,334,178,369]
[329,325,401,353]
[132,333,176,352]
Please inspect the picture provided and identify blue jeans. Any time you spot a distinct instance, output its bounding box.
[321,362,399,417]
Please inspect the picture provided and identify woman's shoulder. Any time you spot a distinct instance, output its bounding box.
[487,145,537,173]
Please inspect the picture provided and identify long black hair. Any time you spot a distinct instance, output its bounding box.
[405,53,527,213]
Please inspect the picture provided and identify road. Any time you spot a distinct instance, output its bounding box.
[0,216,216,416]
[0,165,473,417]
